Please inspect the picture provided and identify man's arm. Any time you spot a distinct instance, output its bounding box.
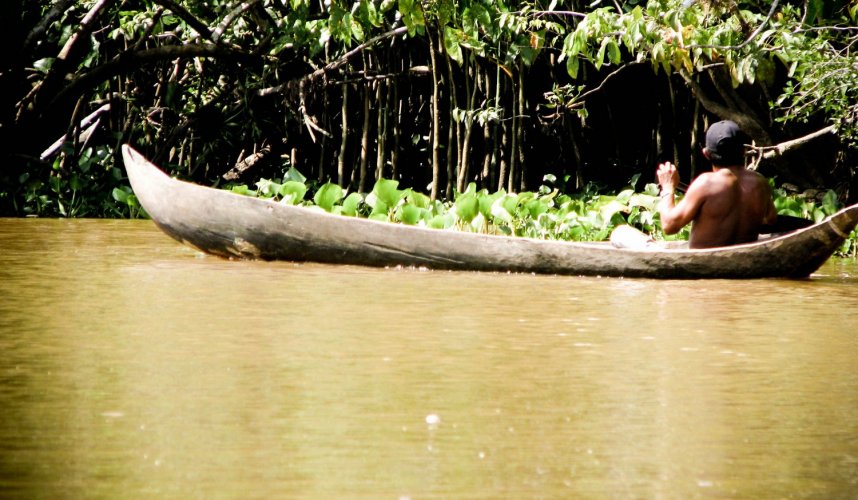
[656,162,706,235]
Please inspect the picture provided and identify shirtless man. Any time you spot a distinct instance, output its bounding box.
[657,120,777,248]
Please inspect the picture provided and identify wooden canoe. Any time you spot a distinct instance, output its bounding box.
[122,145,858,279]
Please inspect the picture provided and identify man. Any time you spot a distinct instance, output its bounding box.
[656,120,777,249]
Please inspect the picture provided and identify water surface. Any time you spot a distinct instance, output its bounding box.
[1,219,857,498]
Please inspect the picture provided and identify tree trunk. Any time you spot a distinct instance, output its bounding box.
[358,83,371,193]
[457,60,479,194]
[390,81,400,180]
[507,73,518,193]
[444,39,458,198]
[428,28,441,200]
[337,83,348,187]
[516,65,526,192]
[690,97,701,178]
[375,81,386,181]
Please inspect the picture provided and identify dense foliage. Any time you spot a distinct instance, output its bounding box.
[212,169,857,256]
[2,0,858,220]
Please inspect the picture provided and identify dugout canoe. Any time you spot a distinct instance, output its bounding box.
[122,145,858,279]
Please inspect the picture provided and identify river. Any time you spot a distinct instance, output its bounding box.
[1,219,857,498]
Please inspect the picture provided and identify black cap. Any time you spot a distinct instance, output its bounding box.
[705,120,749,165]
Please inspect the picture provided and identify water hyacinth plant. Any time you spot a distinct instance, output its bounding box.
[225,172,856,257]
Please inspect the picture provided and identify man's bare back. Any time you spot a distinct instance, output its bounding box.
[658,164,777,248]
[656,120,777,249]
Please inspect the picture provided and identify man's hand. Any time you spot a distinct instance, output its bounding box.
[657,162,679,194]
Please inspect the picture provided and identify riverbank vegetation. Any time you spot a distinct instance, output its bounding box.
[3,1,857,250]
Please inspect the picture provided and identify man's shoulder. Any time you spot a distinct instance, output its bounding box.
[689,171,718,185]
[738,168,771,188]
[689,171,730,191]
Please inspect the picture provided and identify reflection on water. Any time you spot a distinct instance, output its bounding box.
[1,219,857,497]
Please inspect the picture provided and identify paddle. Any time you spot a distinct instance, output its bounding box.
[761,214,814,234]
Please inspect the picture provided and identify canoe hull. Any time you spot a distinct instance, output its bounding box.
[122,145,858,279]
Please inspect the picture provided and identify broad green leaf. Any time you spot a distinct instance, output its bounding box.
[443,27,464,66]
[599,200,627,221]
[595,38,609,70]
[283,167,307,183]
[398,0,425,36]
[478,191,504,218]
[112,187,129,203]
[566,55,580,79]
[427,213,455,229]
[373,178,401,207]
[342,192,363,216]
[822,190,840,215]
[279,181,308,204]
[607,39,621,65]
[314,182,344,211]
[455,194,479,223]
[370,198,390,218]
[397,204,425,225]
[255,178,280,197]
[230,184,253,196]
[490,198,513,223]
[405,189,431,209]
[501,194,520,214]
[349,14,365,41]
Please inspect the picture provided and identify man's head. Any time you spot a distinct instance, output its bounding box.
[704,120,749,166]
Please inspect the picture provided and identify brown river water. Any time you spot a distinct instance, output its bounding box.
[1,218,857,498]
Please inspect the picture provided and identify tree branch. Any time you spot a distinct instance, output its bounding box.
[152,0,214,40]
[23,0,77,52]
[679,69,772,145]
[256,26,408,97]
[57,0,114,61]
[49,44,264,110]
[749,125,837,163]
[212,0,262,43]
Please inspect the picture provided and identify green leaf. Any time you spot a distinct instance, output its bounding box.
[369,197,390,217]
[33,58,55,73]
[283,167,307,183]
[566,55,580,79]
[398,0,425,36]
[314,182,344,211]
[822,190,840,215]
[230,184,253,196]
[397,204,425,225]
[443,26,464,65]
[373,178,402,207]
[405,189,431,209]
[466,3,493,37]
[478,191,504,218]
[490,198,513,223]
[455,194,479,223]
[349,14,365,42]
[279,181,308,204]
[255,178,280,197]
[427,213,455,229]
[342,192,363,216]
[112,187,129,203]
[607,39,621,65]
[595,37,610,70]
